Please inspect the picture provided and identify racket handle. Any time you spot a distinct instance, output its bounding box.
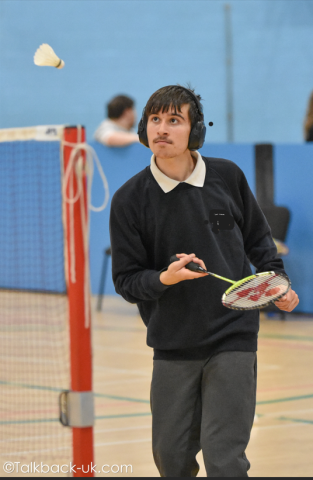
[169,255,208,274]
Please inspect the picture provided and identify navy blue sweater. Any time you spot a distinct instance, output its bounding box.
[109,156,287,360]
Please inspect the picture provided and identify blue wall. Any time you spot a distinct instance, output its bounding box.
[0,138,311,311]
[274,145,313,309]
[1,0,313,143]
[90,142,313,314]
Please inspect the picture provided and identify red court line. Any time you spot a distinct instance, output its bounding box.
[0,408,58,418]
[95,401,140,408]
[1,402,146,419]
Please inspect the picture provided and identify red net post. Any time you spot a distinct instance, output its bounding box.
[63,126,94,476]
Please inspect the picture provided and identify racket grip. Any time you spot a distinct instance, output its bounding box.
[169,255,207,273]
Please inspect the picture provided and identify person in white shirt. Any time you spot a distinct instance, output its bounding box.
[94,95,139,147]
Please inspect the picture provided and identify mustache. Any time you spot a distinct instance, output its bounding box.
[153,137,173,144]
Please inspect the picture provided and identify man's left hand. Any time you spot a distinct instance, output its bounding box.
[274,288,299,312]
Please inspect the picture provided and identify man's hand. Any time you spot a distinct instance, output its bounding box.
[274,288,299,312]
[160,253,209,285]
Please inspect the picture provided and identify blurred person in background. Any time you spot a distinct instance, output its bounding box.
[304,91,313,142]
[94,94,139,147]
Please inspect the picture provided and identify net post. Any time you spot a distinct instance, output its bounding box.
[62,126,94,476]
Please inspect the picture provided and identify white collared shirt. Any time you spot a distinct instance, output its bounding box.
[94,119,135,144]
[150,151,206,193]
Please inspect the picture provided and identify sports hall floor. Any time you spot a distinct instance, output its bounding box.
[91,296,313,477]
[1,295,312,477]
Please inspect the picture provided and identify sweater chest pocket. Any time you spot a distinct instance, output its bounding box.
[183,189,240,234]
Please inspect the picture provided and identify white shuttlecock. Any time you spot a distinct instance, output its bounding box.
[34,43,65,69]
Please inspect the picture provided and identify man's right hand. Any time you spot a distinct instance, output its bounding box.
[160,253,209,285]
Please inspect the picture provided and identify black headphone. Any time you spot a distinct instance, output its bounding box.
[137,85,206,151]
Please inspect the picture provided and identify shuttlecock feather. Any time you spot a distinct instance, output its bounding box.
[34,44,65,69]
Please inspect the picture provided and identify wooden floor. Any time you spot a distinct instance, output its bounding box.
[92,296,313,477]
[1,294,312,477]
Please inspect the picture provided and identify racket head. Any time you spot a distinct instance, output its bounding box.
[222,271,291,311]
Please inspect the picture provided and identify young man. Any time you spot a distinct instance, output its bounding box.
[94,94,139,147]
[109,85,299,477]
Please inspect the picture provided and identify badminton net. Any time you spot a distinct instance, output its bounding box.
[0,126,76,473]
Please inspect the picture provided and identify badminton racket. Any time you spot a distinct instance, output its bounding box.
[169,255,291,311]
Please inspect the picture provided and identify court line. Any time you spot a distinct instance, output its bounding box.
[1,419,311,455]
[93,366,151,376]
[1,438,151,456]
[0,407,59,418]
[8,415,312,445]
[94,437,151,447]
[1,445,71,457]
[278,416,313,425]
[0,355,63,364]
[94,393,149,404]
[94,326,145,333]
[257,383,313,393]
[252,422,311,431]
[0,432,70,443]
[0,335,66,346]
[2,378,313,425]
[94,345,151,356]
[95,393,313,418]
[0,412,152,426]
[2,416,311,451]
[95,412,151,420]
[5,399,313,426]
[95,424,151,434]
[0,418,59,425]
[2,378,313,406]
[256,408,313,418]
[259,333,313,342]
[0,380,62,392]
[5,408,313,443]
[2,376,313,406]
[258,340,313,351]
[97,377,150,386]
[0,425,151,444]
[256,393,313,405]
[98,393,313,407]
[2,421,311,456]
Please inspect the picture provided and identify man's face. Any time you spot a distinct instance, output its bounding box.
[146,104,191,158]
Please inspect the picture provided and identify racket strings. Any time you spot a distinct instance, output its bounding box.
[222,274,290,310]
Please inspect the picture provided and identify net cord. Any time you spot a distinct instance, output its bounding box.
[62,132,109,328]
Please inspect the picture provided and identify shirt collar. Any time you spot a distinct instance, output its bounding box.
[150,151,206,193]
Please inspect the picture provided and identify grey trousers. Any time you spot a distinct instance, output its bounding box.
[150,351,257,477]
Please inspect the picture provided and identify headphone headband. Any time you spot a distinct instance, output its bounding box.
[137,85,206,150]
[171,85,204,118]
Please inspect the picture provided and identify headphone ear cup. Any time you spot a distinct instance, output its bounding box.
[137,117,149,148]
[188,122,206,150]
[198,123,206,149]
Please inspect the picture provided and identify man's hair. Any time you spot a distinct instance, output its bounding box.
[144,85,203,127]
[107,95,134,119]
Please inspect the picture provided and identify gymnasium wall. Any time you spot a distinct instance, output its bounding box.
[1,0,313,143]
[90,142,313,314]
